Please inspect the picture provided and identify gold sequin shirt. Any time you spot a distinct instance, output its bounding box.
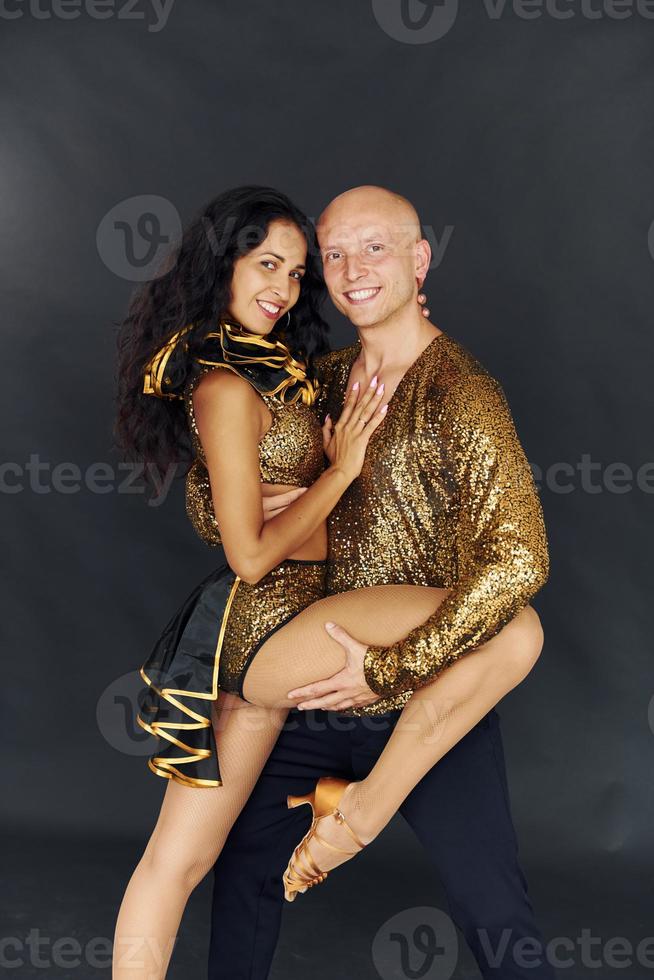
[183,366,326,547]
[312,332,549,715]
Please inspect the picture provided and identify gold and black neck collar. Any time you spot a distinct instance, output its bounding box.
[143,319,319,406]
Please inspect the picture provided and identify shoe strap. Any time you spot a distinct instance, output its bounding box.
[316,809,366,851]
[285,808,366,888]
[286,832,325,886]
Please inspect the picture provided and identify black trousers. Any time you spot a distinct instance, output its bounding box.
[207,706,556,980]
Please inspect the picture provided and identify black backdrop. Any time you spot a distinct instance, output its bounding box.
[4,2,652,978]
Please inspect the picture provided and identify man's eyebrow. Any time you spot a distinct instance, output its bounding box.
[319,231,389,250]
[261,251,306,269]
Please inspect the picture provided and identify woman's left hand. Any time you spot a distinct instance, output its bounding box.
[287,622,380,711]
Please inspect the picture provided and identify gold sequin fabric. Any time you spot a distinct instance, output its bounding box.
[313,332,549,714]
[183,367,326,547]
[219,560,328,696]
[136,557,327,787]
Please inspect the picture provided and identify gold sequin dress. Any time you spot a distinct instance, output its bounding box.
[136,322,327,788]
[312,331,550,716]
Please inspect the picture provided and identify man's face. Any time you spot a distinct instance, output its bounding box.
[317,202,421,328]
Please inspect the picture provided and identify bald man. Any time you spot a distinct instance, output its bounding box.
[207,187,555,980]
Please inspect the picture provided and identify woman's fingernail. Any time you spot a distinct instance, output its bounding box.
[324,621,335,629]
[369,375,378,388]
[325,413,331,422]
[352,381,359,390]
[377,383,385,395]
[380,404,388,414]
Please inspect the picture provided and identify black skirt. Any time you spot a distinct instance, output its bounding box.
[136,558,238,788]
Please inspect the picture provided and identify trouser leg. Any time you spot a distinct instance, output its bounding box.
[207,709,355,980]
[210,705,555,980]
[384,709,556,980]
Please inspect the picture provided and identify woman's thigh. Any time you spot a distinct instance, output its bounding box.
[242,584,450,708]
[141,692,287,887]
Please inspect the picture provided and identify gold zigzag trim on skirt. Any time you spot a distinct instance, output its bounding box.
[136,573,242,788]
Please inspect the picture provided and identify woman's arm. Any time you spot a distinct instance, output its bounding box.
[192,368,385,584]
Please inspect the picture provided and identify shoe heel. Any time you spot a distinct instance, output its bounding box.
[287,792,314,811]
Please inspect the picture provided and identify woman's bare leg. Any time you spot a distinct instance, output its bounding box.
[112,693,288,980]
[242,585,543,876]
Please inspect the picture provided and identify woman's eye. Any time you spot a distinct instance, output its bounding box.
[326,252,341,262]
[367,244,383,254]
[290,271,304,281]
[261,260,276,270]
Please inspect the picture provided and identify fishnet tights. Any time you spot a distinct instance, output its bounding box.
[113,585,540,978]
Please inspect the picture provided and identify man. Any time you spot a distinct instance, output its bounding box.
[207,186,555,979]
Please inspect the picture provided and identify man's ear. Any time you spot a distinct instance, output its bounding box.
[415,238,431,285]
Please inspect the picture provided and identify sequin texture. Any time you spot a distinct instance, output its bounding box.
[219,560,328,695]
[313,332,549,715]
[183,367,325,547]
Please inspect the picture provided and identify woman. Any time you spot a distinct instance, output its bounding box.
[112,185,544,979]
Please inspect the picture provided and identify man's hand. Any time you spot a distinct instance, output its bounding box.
[287,622,380,711]
[261,484,307,520]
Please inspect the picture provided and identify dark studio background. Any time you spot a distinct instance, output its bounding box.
[3,1,652,978]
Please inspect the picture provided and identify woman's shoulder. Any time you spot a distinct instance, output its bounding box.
[186,364,273,424]
[184,365,267,454]
[189,364,263,402]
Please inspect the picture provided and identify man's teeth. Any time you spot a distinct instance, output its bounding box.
[346,288,379,301]
[259,301,281,314]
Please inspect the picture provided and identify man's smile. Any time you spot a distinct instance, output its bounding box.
[343,287,382,305]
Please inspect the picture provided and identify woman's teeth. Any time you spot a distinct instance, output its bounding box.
[257,300,282,316]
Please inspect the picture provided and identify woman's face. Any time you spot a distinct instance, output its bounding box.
[227,220,307,335]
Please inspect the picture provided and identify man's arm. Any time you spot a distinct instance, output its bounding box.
[362,372,549,700]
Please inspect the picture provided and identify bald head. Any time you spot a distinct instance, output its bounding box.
[316,185,431,330]
[318,185,422,242]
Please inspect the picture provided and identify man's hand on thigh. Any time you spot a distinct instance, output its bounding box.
[287,622,380,712]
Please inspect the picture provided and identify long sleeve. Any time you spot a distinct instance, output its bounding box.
[363,372,549,699]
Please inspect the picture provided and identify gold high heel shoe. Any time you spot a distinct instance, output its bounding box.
[282,776,366,902]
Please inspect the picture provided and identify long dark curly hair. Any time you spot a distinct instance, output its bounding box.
[113,186,330,499]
